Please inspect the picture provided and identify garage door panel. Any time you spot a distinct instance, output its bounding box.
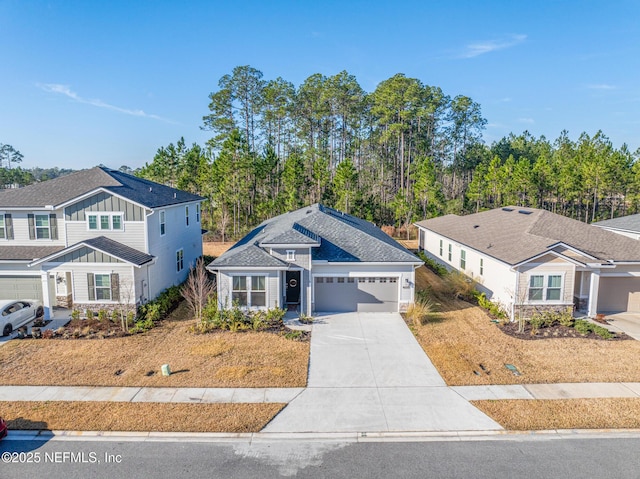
[314,276,398,313]
[0,276,43,301]
[598,277,640,313]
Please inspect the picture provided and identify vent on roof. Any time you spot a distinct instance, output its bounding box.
[502,207,514,212]
[473,225,479,229]
[518,210,532,215]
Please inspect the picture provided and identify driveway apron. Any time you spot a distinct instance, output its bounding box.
[263,312,501,433]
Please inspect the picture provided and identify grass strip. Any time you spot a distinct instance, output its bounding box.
[2,401,284,433]
[472,398,640,430]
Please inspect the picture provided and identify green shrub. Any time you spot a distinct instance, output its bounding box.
[417,252,448,277]
[71,309,81,321]
[97,309,109,322]
[529,313,545,330]
[474,292,508,320]
[558,310,575,327]
[591,324,614,339]
[85,308,94,319]
[284,330,303,341]
[574,319,592,335]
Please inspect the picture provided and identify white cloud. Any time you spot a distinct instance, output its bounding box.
[460,34,527,58]
[37,83,175,123]
[517,117,535,124]
[587,83,616,90]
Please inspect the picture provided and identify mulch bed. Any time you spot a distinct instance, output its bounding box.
[42,318,128,339]
[499,321,632,341]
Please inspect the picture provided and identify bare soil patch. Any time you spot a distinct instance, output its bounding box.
[472,398,640,430]
[203,241,235,258]
[3,401,283,433]
[411,266,640,385]
[0,302,309,388]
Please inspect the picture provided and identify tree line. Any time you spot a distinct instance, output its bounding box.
[5,65,639,239]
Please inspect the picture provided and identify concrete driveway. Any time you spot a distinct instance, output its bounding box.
[603,313,640,340]
[263,312,501,433]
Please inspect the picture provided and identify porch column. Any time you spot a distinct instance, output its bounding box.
[587,271,600,318]
[40,271,52,319]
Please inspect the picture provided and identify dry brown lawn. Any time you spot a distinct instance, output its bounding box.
[203,241,235,258]
[2,401,283,433]
[412,266,640,385]
[473,398,640,430]
[0,302,309,388]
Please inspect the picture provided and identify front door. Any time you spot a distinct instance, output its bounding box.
[285,270,301,304]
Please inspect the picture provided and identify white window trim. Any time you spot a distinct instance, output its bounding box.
[160,210,166,236]
[480,258,484,276]
[230,274,268,309]
[176,248,184,273]
[196,204,200,223]
[447,243,452,262]
[0,213,5,240]
[460,249,466,270]
[527,272,565,304]
[185,206,190,227]
[34,212,51,240]
[286,250,295,262]
[439,239,443,257]
[86,212,124,232]
[92,272,113,302]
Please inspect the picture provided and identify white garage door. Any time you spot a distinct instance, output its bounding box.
[314,276,399,313]
[0,276,43,301]
[597,277,640,312]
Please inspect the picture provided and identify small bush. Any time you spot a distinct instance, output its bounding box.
[97,309,109,322]
[71,309,81,321]
[474,291,508,320]
[416,252,448,277]
[529,313,545,330]
[42,329,55,339]
[592,324,614,339]
[284,330,303,341]
[574,319,592,335]
[558,310,575,327]
[85,308,94,319]
[406,300,433,327]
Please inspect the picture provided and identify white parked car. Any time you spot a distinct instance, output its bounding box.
[0,300,43,337]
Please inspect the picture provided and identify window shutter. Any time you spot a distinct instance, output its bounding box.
[5,214,13,240]
[50,214,58,240]
[110,273,120,301]
[87,273,95,301]
[28,214,35,239]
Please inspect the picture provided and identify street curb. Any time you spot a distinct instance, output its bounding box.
[6,428,640,443]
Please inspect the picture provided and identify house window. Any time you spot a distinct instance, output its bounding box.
[528,274,563,302]
[87,213,123,231]
[337,277,345,283]
[176,249,184,272]
[186,206,190,226]
[439,239,443,257]
[286,250,295,261]
[251,276,266,307]
[389,277,397,283]
[232,276,247,306]
[326,277,334,283]
[196,204,200,223]
[316,277,324,283]
[94,274,112,301]
[480,258,484,276]
[448,244,452,262]
[460,250,466,270]
[35,214,50,239]
[232,275,266,307]
[347,278,355,283]
[160,210,166,236]
[0,215,4,239]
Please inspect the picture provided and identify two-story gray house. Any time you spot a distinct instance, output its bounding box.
[0,167,203,320]
[207,204,422,315]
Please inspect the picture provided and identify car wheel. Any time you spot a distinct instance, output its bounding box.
[2,324,11,337]
[36,306,44,318]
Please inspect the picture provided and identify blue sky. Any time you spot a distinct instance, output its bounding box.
[1,0,639,169]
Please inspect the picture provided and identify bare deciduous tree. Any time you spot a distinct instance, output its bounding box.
[182,257,216,322]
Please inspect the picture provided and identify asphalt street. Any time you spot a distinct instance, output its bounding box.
[2,435,640,478]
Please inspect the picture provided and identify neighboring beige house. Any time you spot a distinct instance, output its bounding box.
[594,214,640,240]
[0,167,203,320]
[415,207,640,319]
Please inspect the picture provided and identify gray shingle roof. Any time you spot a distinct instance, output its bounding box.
[0,245,65,261]
[415,207,640,265]
[594,214,640,233]
[209,204,420,269]
[31,236,154,266]
[0,167,203,209]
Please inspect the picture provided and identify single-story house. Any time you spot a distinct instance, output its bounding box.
[415,206,640,319]
[207,204,423,315]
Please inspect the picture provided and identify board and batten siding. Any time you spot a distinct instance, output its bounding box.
[65,192,145,221]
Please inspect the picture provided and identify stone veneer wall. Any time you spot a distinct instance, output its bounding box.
[56,294,73,309]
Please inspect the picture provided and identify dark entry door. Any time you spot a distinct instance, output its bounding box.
[286,271,301,304]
